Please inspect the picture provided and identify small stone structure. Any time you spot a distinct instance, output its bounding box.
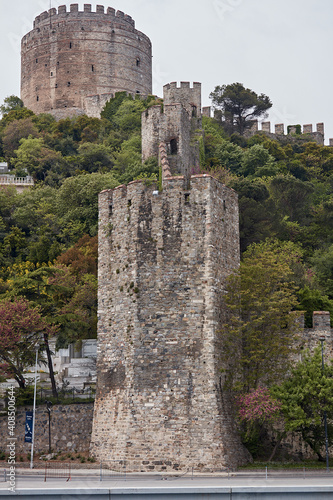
[21,5,152,118]
[0,163,34,193]
[91,82,249,471]
[0,176,34,194]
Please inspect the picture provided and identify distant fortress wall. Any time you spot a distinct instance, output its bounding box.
[246,121,326,145]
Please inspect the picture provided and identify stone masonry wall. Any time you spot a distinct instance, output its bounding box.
[90,175,249,471]
[142,83,202,179]
[142,103,192,177]
[0,403,93,454]
[21,5,152,118]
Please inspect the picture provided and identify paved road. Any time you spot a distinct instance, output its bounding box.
[0,469,333,499]
[1,470,333,499]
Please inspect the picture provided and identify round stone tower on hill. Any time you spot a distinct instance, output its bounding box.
[21,4,152,119]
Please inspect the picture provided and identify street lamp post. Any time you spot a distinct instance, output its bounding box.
[30,342,39,469]
[319,336,330,471]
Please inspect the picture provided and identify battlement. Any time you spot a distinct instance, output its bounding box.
[163,82,202,118]
[246,120,326,145]
[163,82,202,91]
[250,121,325,135]
[32,4,135,29]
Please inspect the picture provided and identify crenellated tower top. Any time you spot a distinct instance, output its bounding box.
[32,4,135,29]
[21,5,152,118]
[163,82,202,118]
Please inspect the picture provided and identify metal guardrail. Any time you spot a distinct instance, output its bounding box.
[99,464,333,481]
[232,467,333,479]
[2,463,332,482]
[38,386,95,402]
[44,462,71,482]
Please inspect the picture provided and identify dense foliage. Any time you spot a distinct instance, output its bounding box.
[1,87,333,460]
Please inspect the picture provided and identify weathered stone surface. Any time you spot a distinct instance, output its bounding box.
[90,175,249,471]
[21,6,152,118]
[0,404,93,454]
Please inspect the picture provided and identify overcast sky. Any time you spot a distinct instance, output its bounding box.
[0,0,332,142]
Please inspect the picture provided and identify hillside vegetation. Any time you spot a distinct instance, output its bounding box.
[1,90,333,459]
[0,93,332,328]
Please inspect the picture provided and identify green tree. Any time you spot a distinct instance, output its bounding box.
[101,91,128,122]
[269,174,314,223]
[75,142,114,173]
[0,107,34,127]
[2,118,39,160]
[215,139,244,173]
[310,244,333,298]
[2,263,97,394]
[12,136,63,181]
[56,234,98,277]
[209,83,272,135]
[55,172,118,239]
[231,177,277,252]
[272,347,333,461]
[112,98,146,133]
[241,144,276,177]
[222,239,301,391]
[0,95,24,116]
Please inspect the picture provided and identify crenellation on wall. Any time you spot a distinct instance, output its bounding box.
[275,123,284,134]
[313,311,331,331]
[245,120,325,145]
[202,106,211,118]
[261,121,271,133]
[303,124,313,134]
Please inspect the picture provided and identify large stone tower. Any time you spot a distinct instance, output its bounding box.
[21,4,152,119]
[90,82,249,471]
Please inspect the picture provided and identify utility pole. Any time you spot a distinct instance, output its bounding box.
[319,336,330,471]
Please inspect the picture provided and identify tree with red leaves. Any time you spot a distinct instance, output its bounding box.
[0,297,55,388]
